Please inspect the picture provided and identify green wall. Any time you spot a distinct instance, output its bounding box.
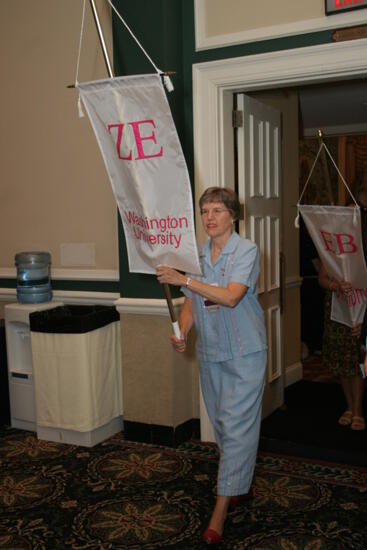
[112,0,334,298]
[112,0,185,298]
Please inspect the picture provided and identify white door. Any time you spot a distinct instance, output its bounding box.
[200,93,284,442]
[237,93,284,418]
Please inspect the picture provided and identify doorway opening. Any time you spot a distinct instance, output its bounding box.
[297,81,367,382]
[232,81,367,459]
[193,38,367,442]
[242,79,367,384]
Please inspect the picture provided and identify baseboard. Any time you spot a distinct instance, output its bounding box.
[285,362,303,388]
[123,418,200,447]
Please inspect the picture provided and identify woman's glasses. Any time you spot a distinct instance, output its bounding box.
[200,208,229,216]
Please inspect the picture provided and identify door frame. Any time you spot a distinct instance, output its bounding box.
[193,38,367,440]
[193,38,367,243]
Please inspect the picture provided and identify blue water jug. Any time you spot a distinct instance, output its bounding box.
[15,251,52,304]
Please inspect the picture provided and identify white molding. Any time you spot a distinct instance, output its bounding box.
[0,267,119,281]
[115,297,184,316]
[193,39,367,204]
[194,0,367,51]
[0,288,119,307]
[0,288,16,302]
[285,361,303,387]
[266,306,282,383]
[52,290,120,305]
[0,268,15,278]
[0,276,301,305]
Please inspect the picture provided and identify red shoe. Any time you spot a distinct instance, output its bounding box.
[229,486,254,509]
[203,528,222,544]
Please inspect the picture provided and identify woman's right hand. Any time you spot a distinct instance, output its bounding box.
[170,297,194,354]
[170,334,187,353]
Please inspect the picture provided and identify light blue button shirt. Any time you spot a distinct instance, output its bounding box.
[183,232,267,362]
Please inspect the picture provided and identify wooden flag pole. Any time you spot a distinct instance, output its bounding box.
[88,0,180,337]
[162,282,181,338]
[89,0,114,78]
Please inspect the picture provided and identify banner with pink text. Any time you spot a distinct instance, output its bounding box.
[299,205,367,327]
[77,74,201,275]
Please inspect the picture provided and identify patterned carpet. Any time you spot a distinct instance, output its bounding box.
[1,428,367,549]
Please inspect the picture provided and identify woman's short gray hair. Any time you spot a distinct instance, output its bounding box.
[199,187,241,221]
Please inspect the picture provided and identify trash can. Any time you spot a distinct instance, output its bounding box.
[29,305,123,447]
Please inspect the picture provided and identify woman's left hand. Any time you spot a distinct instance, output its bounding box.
[156,265,186,287]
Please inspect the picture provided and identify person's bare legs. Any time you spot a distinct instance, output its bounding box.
[351,375,365,418]
[339,377,354,424]
[350,375,365,429]
[340,376,365,429]
[207,495,231,535]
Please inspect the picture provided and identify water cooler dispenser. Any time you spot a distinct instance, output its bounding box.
[5,252,123,445]
[15,251,52,304]
[5,302,63,431]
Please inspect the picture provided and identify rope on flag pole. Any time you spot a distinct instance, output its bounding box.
[74,0,174,92]
[76,0,180,336]
[295,128,359,228]
[104,0,174,91]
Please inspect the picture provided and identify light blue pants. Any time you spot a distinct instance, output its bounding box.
[200,350,266,496]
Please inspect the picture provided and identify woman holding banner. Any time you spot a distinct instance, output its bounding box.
[156,187,267,545]
[318,188,367,432]
[319,264,365,431]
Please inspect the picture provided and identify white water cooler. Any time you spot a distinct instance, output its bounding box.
[5,302,63,431]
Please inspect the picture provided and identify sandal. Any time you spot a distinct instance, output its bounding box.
[338,410,353,426]
[351,416,366,431]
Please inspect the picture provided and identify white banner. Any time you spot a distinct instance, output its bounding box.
[299,205,367,327]
[77,74,201,275]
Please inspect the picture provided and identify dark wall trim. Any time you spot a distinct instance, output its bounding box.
[0,278,119,293]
